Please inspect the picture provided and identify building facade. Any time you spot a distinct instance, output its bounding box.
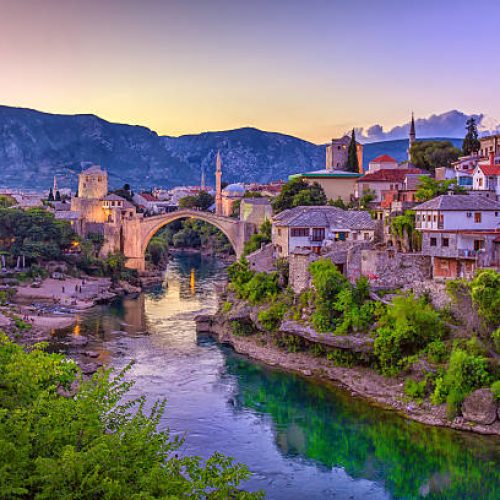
[414,195,500,278]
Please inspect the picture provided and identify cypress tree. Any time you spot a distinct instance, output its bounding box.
[55,190,61,201]
[346,129,359,172]
[462,117,480,155]
[48,188,54,201]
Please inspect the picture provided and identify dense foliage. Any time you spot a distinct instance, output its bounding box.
[271,178,326,213]
[178,191,214,211]
[373,295,445,376]
[0,208,76,264]
[414,176,463,201]
[0,335,257,498]
[227,258,279,305]
[409,140,461,172]
[243,220,272,256]
[431,347,491,417]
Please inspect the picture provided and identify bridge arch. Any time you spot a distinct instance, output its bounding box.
[142,210,240,255]
[122,209,249,270]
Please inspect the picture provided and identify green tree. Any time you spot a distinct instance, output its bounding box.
[0,334,257,498]
[272,178,327,213]
[47,188,54,201]
[346,129,359,173]
[146,236,169,267]
[410,141,461,172]
[0,195,16,208]
[243,220,272,256]
[462,117,481,155]
[468,269,500,327]
[179,191,214,211]
[55,190,61,201]
[415,176,462,201]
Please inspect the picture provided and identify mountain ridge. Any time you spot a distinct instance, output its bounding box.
[0,105,462,190]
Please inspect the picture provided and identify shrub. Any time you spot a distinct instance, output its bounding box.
[426,340,448,364]
[326,348,357,367]
[491,328,500,353]
[469,269,500,327]
[231,320,255,337]
[243,272,280,305]
[374,295,445,376]
[404,378,427,400]
[431,348,491,418]
[222,301,232,313]
[274,333,304,353]
[13,315,32,331]
[309,259,349,332]
[491,380,500,400]
[258,302,287,331]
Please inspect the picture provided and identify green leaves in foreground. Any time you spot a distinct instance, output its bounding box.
[0,334,260,499]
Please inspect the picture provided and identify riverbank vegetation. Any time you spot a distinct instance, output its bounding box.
[224,257,500,420]
[0,334,259,498]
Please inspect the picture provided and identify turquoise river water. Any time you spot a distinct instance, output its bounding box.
[61,253,499,499]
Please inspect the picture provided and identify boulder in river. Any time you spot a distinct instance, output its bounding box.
[462,389,497,425]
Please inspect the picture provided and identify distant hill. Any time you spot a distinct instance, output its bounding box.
[0,105,462,190]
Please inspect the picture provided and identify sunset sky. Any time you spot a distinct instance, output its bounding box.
[1,0,498,143]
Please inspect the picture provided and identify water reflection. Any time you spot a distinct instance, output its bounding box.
[64,252,500,499]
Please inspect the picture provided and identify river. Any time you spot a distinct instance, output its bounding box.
[62,253,500,499]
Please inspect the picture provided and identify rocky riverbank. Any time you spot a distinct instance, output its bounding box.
[196,308,500,437]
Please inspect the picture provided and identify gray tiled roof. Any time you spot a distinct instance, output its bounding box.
[414,195,500,211]
[273,206,376,230]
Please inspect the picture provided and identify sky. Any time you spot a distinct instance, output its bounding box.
[0,0,499,143]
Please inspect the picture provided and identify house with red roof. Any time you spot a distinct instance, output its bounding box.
[367,154,399,173]
[356,168,426,203]
[473,152,500,199]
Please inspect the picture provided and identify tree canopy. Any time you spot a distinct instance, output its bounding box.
[272,178,326,213]
[414,176,464,202]
[178,191,214,210]
[0,334,257,498]
[410,141,461,172]
[462,117,481,156]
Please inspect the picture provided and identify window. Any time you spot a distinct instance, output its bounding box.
[474,212,482,223]
[442,238,449,247]
[478,178,483,187]
[352,232,358,241]
[495,212,499,217]
[277,228,282,236]
[291,228,309,237]
[474,239,485,251]
[433,215,437,222]
[311,228,325,241]
[364,233,370,241]
[466,212,472,218]
[430,237,437,246]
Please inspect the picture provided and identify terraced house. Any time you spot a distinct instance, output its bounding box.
[414,195,500,279]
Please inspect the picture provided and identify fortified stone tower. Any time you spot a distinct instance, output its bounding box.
[78,164,108,199]
[326,136,363,172]
[71,165,108,224]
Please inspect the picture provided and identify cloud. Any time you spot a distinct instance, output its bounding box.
[357,110,500,143]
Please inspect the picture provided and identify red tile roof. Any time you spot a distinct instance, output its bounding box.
[370,154,398,164]
[479,165,500,176]
[140,193,158,201]
[357,168,424,183]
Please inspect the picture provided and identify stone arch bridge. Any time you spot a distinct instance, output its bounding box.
[121,209,253,270]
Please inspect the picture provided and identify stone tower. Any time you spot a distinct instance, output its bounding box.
[326,136,363,172]
[215,152,223,216]
[78,165,108,199]
[408,113,416,161]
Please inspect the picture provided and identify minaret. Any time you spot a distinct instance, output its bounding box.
[215,151,223,216]
[201,165,206,191]
[408,112,416,161]
[53,175,58,194]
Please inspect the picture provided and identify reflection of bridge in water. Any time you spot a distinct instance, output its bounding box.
[121,209,253,270]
